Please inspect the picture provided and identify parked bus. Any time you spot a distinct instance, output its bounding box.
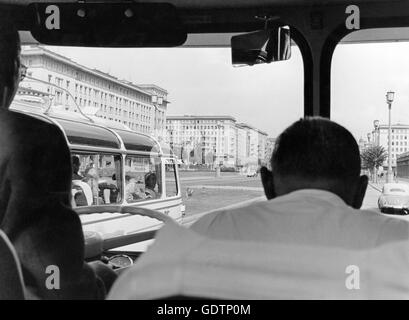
[10,85,184,257]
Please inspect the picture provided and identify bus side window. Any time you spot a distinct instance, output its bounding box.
[165,160,178,197]
[125,155,162,203]
[98,154,122,204]
[71,153,122,206]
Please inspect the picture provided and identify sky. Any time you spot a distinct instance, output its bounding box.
[45,40,409,140]
[332,42,409,140]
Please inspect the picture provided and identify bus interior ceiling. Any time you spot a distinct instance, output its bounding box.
[2,0,409,118]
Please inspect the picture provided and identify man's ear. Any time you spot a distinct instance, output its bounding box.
[260,166,276,200]
[351,175,369,209]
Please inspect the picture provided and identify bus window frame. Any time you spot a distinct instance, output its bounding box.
[71,149,123,207]
[71,150,182,207]
[123,153,164,204]
[163,158,180,199]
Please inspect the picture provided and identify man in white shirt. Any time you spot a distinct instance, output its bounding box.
[191,117,409,248]
[109,117,409,299]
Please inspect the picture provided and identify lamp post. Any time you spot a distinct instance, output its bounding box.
[373,120,380,146]
[215,122,223,177]
[386,91,395,183]
[151,95,164,138]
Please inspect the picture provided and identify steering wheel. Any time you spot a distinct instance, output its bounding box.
[77,205,174,259]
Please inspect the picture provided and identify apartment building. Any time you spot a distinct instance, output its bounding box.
[166,115,268,167]
[20,45,168,136]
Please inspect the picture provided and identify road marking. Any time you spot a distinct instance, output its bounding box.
[180,176,252,182]
[188,185,263,191]
[368,183,382,192]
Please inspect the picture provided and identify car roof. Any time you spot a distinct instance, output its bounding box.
[383,183,409,192]
[384,183,408,187]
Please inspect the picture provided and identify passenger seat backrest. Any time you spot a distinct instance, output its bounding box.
[0,230,25,300]
[73,180,93,205]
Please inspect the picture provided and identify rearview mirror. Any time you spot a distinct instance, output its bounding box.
[231,27,291,66]
[28,2,187,47]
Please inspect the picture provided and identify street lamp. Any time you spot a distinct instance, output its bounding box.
[373,119,380,146]
[215,122,223,177]
[386,91,395,183]
[151,94,164,138]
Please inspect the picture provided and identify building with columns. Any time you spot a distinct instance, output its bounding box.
[368,120,409,169]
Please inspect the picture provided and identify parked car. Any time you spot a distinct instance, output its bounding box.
[378,183,409,214]
[246,167,259,177]
[220,166,236,172]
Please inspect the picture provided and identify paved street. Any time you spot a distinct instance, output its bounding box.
[179,172,265,218]
[363,179,409,222]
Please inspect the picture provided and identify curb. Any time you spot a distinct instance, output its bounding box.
[188,185,264,191]
[180,176,245,181]
[369,183,382,192]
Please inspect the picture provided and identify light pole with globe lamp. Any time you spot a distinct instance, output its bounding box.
[373,120,380,146]
[386,91,395,183]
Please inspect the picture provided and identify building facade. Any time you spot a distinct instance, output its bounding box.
[235,124,249,167]
[20,46,168,137]
[264,137,277,169]
[257,129,268,166]
[166,115,268,167]
[368,122,409,169]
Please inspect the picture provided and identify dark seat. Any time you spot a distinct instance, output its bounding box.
[0,230,25,300]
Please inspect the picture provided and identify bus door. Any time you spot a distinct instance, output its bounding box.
[163,158,183,221]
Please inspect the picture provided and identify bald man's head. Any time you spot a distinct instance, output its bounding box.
[261,117,368,209]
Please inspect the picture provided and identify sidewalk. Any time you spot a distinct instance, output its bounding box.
[397,177,409,184]
[180,175,244,181]
[369,176,409,192]
[369,183,382,192]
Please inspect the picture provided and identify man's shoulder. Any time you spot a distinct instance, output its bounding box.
[352,207,409,228]
[356,209,409,243]
[191,195,409,245]
[190,200,269,234]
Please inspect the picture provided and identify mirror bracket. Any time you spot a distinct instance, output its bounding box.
[231,25,292,66]
[255,15,280,30]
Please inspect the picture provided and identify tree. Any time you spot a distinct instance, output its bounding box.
[361,145,387,182]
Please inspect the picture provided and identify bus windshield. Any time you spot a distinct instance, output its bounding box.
[15,44,304,217]
[332,27,409,215]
